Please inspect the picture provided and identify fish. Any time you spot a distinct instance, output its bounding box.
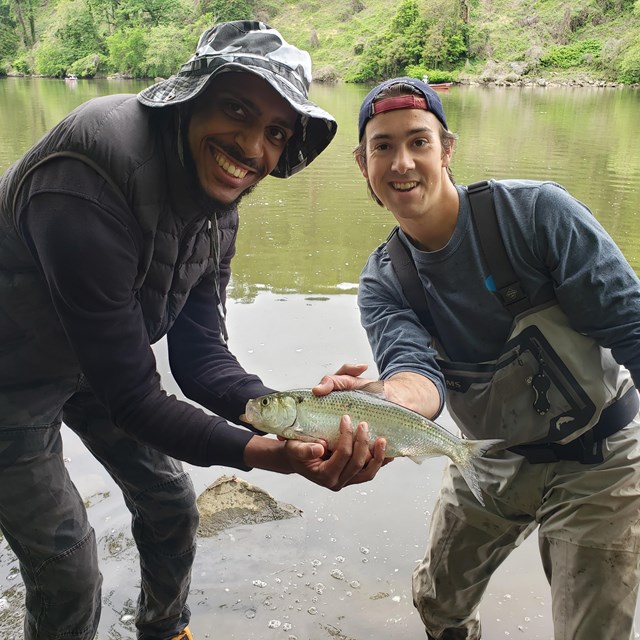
[244,386,503,505]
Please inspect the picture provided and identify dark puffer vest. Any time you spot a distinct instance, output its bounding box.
[0,94,236,386]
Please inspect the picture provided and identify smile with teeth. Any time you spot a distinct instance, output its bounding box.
[392,181,418,191]
[214,151,248,179]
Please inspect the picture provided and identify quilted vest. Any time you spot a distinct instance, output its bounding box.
[0,94,236,386]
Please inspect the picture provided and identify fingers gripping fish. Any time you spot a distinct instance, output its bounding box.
[244,386,503,506]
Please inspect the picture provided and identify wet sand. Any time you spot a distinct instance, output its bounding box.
[2,293,638,639]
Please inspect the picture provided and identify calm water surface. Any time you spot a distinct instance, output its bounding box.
[1,78,639,639]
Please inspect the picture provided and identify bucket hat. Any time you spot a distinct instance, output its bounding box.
[138,21,337,178]
[357,76,448,141]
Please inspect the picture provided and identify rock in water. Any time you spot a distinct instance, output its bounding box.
[196,475,302,537]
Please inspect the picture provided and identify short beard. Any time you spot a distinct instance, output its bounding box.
[211,182,258,216]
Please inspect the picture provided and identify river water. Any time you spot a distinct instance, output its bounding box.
[0,77,639,639]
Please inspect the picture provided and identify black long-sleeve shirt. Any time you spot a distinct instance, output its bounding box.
[15,157,272,469]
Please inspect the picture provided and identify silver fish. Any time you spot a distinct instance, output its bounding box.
[244,388,503,505]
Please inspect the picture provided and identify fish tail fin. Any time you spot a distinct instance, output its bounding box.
[452,438,505,507]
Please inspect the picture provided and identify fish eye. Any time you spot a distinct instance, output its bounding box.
[261,398,269,406]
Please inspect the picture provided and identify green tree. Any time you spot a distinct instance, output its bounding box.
[349,0,469,81]
[34,38,70,76]
[202,0,254,21]
[619,35,640,82]
[107,26,148,75]
[5,0,37,47]
[55,0,105,59]
[33,0,106,77]
[143,23,192,77]
[0,2,19,70]
[114,0,190,27]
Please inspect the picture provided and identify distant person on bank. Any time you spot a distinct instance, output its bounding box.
[332,76,640,639]
[0,21,387,640]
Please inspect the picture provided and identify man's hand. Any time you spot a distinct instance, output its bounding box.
[243,414,388,491]
[312,363,376,396]
[315,364,442,418]
[284,414,387,490]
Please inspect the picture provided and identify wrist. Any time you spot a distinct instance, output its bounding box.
[243,435,293,474]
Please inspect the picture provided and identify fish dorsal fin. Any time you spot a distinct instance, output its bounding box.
[360,380,386,398]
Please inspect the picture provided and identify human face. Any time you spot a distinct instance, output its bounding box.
[187,72,297,204]
[358,108,453,222]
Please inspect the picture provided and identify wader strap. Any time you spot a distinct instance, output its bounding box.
[386,181,533,337]
[386,227,436,335]
[467,180,531,316]
[508,387,639,464]
[385,183,636,462]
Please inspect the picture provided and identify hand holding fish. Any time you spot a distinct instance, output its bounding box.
[244,384,504,505]
[314,364,441,420]
[242,413,387,491]
[284,413,388,490]
[313,362,376,395]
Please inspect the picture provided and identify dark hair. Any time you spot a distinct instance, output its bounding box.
[354,82,457,206]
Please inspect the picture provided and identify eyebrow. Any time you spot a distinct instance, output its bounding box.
[368,126,435,141]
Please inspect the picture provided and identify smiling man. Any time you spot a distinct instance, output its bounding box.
[0,21,387,640]
[343,77,640,639]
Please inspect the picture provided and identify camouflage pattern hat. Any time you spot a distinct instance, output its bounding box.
[138,20,337,178]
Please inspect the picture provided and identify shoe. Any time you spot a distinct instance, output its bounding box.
[170,628,193,640]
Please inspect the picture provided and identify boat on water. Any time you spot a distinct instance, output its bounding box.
[422,75,452,91]
[65,74,78,81]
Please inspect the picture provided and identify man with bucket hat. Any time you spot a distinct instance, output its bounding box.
[334,76,640,638]
[0,21,386,640]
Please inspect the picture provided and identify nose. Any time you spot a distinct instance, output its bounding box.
[391,146,415,174]
[235,125,263,159]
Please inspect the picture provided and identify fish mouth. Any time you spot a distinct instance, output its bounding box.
[243,399,261,425]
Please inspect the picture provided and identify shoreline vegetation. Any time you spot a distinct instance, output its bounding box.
[4,71,637,90]
[1,1,640,88]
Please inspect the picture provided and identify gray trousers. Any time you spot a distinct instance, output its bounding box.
[412,418,640,640]
[0,380,199,640]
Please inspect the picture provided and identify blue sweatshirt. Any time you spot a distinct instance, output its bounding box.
[358,180,640,411]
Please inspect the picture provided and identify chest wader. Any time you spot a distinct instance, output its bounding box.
[386,181,638,464]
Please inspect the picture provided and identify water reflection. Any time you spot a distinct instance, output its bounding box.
[2,79,638,289]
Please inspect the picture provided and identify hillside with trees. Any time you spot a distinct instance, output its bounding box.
[1,0,639,84]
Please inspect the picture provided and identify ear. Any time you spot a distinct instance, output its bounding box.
[355,152,369,179]
[442,137,455,167]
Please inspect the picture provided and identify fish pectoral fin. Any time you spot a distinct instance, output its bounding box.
[282,426,319,443]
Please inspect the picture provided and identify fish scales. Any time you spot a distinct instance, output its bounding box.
[292,390,460,459]
[244,388,504,505]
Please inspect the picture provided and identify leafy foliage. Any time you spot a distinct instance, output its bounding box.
[34,38,71,76]
[540,40,602,68]
[0,0,639,82]
[619,35,640,82]
[346,0,469,82]
[106,26,148,76]
[0,3,19,72]
[143,24,193,78]
[204,0,255,21]
[404,65,457,83]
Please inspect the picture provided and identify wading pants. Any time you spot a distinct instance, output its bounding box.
[0,380,199,640]
[412,417,640,640]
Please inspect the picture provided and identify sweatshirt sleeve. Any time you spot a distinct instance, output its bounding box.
[15,157,258,469]
[358,245,446,413]
[167,275,275,426]
[530,183,640,387]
